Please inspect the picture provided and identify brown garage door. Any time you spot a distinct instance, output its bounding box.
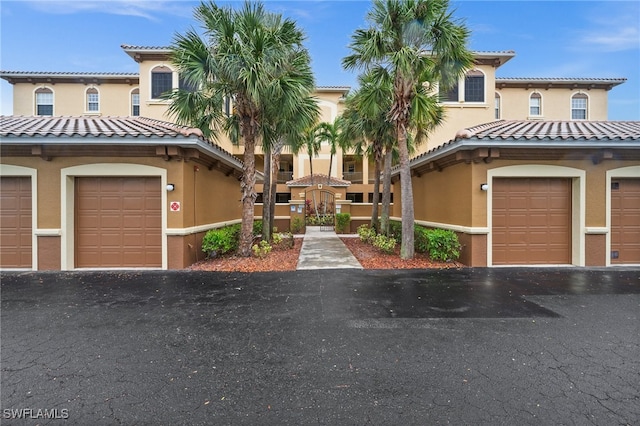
[0,177,32,268]
[75,177,161,268]
[611,178,640,264]
[493,178,571,265]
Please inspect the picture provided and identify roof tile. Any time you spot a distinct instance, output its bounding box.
[286,174,351,187]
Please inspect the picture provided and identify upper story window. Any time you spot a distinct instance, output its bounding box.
[151,66,173,99]
[464,70,484,102]
[86,87,99,112]
[131,89,140,116]
[440,69,485,103]
[35,88,54,116]
[571,93,588,120]
[494,92,501,119]
[529,92,542,116]
[224,95,234,117]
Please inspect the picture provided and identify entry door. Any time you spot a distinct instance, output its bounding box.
[611,178,640,264]
[0,177,32,268]
[493,178,572,265]
[75,177,161,268]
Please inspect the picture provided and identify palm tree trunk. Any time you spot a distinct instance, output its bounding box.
[380,145,393,236]
[239,116,257,257]
[397,126,414,259]
[262,149,272,242]
[327,153,333,184]
[269,142,283,234]
[370,157,381,232]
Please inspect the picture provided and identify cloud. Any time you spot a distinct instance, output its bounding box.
[581,26,639,52]
[23,0,194,21]
[572,3,640,52]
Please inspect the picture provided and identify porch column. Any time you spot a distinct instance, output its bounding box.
[362,159,369,184]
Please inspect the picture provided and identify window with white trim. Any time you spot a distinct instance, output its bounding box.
[495,92,501,119]
[151,66,173,99]
[571,93,588,120]
[131,89,140,116]
[86,87,99,112]
[529,92,542,116]
[464,70,484,102]
[35,88,54,116]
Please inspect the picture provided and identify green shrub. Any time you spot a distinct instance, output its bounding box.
[202,224,240,257]
[414,225,430,254]
[291,217,304,234]
[335,213,351,233]
[424,228,461,262]
[388,220,403,239]
[253,220,263,236]
[252,240,272,258]
[357,224,376,243]
[373,234,397,254]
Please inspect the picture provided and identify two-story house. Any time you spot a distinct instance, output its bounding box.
[1,45,638,270]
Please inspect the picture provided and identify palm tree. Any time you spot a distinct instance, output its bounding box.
[315,119,348,184]
[262,97,319,241]
[343,0,473,259]
[166,1,316,256]
[339,69,395,232]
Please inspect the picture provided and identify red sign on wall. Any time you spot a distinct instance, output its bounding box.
[170,201,181,212]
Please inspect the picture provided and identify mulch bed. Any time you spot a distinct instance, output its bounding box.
[187,236,462,272]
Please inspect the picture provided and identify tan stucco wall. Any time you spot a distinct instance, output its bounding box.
[497,88,609,121]
[12,82,138,117]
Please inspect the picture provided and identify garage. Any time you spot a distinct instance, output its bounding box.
[492,178,572,265]
[0,176,32,268]
[75,177,161,268]
[611,178,640,264]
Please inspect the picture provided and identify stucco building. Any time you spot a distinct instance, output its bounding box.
[1,45,638,269]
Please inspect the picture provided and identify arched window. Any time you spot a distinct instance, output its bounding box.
[529,92,542,116]
[131,88,140,116]
[151,65,173,99]
[494,92,501,119]
[35,87,54,116]
[86,87,99,112]
[571,93,588,120]
[464,70,485,102]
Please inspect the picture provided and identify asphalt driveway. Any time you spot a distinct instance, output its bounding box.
[1,268,639,425]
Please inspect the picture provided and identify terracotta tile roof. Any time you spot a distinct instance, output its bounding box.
[496,77,627,84]
[0,71,138,78]
[403,120,640,173]
[0,115,205,139]
[286,174,351,187]
[455,120,640,141]
[121,44,170,50]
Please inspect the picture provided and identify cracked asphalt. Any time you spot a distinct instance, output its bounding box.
[1,268,639,425]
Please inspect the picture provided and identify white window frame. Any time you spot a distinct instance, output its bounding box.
[571,92,589,120]
[85,86,100,114]
[529,92,542,118]
[34,86,54,116]
[463,69,486,103]
[494,92,501,119]
[130,88,140,116]
[149,65,176,101]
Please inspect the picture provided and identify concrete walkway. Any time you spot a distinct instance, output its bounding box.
[296,226,363,270]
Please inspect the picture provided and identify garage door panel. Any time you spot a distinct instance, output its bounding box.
[493,178,571,265]
[611,178,640,264]
[76,177,161,268]
[1,177,32,268]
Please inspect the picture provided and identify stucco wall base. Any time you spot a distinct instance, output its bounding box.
[168,233,207,270]
[585,234,606,267]
[37,236,61,270]
[457,233,487,267]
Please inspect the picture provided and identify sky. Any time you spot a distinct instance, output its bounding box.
[0,0,638,120]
